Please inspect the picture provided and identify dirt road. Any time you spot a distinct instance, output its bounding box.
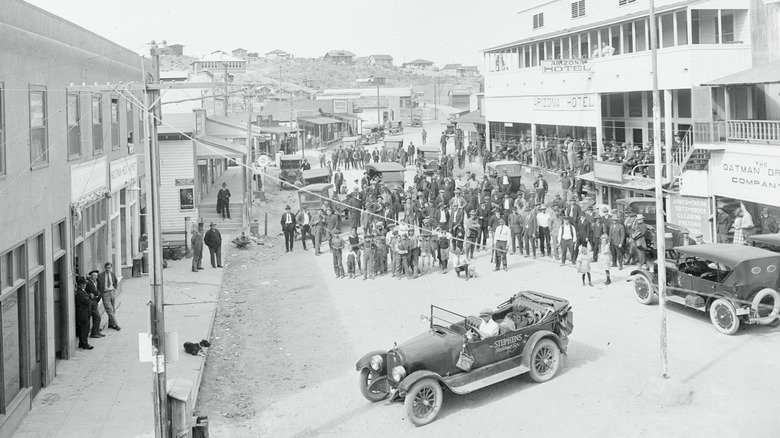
[196,124,780,438]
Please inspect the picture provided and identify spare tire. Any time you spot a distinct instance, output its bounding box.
[751,288,780,326]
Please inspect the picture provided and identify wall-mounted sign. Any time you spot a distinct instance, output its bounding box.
[541,59,592,74]
[532,94,596,111]
[71,156,107,202]
[175,178,195,186]
[593,161,624,183]
[710,151,780,207]
[179,188,194,210]
[109,155,138,192]
[668,195,712,242]
[333,99,348,114]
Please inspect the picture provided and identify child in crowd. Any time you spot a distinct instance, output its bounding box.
[347,248,358,279]
[374,237,387,276]
[576,242,592,286]
[348,228,362,274]
[437,229,451,273]
[597,232,612,285]
[452,247,470,280]
[362,235,375,280]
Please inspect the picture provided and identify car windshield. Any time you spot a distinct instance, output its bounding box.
[430,305,467,335]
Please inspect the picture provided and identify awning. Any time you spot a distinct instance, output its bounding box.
[577,172,657,192]
[333,113,362,121]
[259,125,296,134]
[701,60,780,86]
[452,110,485,125]
[299,116,342,125]
[196,135,246,159]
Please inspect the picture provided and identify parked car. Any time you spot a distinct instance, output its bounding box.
[747,233,780,252]
[356,291,573,426]
[301,168,332,185]
[616,197,689,259]
[365,162,406,191]
[486,160,529,198]
[631,243,780,335]
[416,145,441,175]
[278,155,303,190]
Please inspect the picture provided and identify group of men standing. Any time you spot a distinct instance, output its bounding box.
[191,222,223,271]
[74,262,122,350]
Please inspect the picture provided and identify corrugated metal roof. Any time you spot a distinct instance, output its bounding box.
[701,60,780,86]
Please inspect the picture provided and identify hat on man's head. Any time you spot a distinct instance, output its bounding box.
[209,222,216,226]
[479,308,493,317]
[586,206,593,211]
[284,205,291,210]
[762,208,770,214]
[539,205,547,210]
[221,182,227,187]
[636,214,645,220]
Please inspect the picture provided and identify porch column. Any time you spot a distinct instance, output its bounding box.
[595,94,604,160]
[531,123,537,167]
[485,119,492,153]
[664,89,673,173]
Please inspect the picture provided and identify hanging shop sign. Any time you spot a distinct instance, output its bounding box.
[109,155,138,192]
[710,151,780,207]
[593,161,623,183]
[71,156,107,202]
[541,59,593,74]
[667,195,712,242]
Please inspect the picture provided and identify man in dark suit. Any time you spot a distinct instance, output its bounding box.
[565,197,581,225]
[75,277,94,349]
[217,182,231,220]
[86,270,105,338]
[609,212,626,270]
[280,205,297,252]
[96,262,121,330]
[204,222,223,267]
[333,168,344,194]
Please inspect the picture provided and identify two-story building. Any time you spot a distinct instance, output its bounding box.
[190,51,247,75]
[0,1,148,433]
[482,0,780,241]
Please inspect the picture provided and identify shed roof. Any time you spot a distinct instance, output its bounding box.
[702,60,780,86]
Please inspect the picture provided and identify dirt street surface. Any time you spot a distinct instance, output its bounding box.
[196,124,780,438]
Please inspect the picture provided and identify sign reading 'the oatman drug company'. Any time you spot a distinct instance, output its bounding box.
[541,59,593,74]
[711,151,780,207]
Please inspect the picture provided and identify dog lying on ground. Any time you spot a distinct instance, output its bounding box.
[183,339,211,356]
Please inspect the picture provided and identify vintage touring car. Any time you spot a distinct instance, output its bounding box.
[632,243,780,335]
[356,291,573,426]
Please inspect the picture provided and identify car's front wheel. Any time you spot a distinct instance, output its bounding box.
[358,368,388,402]
[404,378,443,427]
[529,338,560,383]
[634,275,655,305]
[710,298,741,335]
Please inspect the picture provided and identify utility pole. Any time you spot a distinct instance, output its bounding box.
[223,62,229,116]
[245,88,254,228]
[146,40,169,438]
[649,0,669,378]
[433,75,438,121]
[376,81,381,125]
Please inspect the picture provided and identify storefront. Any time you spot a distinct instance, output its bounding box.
[70,157,110,277]
[708,149,780,241]
[108,155,140,269]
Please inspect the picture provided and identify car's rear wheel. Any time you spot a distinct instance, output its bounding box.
[404,378,443,427]
[529,338,560,383]
[710,298,740,335]
[358,368,388,402]
[634,275,655,305]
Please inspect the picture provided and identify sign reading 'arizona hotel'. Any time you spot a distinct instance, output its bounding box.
[541,59,592,73]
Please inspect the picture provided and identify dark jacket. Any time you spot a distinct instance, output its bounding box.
[609,221,626,247]
[96,271,119,294]
[280,212,297,230]
[204,228,222,249]
[75,286,92,319]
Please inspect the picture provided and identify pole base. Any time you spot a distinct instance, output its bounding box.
[637,375,693,407]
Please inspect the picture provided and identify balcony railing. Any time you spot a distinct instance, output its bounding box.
[694,120,780,145]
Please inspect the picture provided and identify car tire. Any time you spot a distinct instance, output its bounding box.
[751,288,780,326]
[709,298,740,335]
[404,378,443,427]
[358,368,388,402]
[634,275,655,305]
[528,338,561,383]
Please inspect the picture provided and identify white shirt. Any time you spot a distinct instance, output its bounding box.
[303,212,310,225]
[478,318,500,338]
[494,225,510,243]
[502,175,509,184]
[285,213,292,224]
[104,272,114,291]
[559,223,577,241]
[536,211,551,228]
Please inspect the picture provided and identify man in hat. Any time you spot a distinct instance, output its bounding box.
[560,171,573,200]
[475,308,499,339]
[623,212,638,265]
[559,216,577,266]
[499,169,512,195]
[533,174,548,205]
[296,206,315,251]
[493,218,511,271]
[576,210,593,262]
[508,206,525,255]
[333,168,344,195]
[760,208,779,234]
[522,205,538,258]
[191,222,204,272]
[388,227,401,277]
[609,211,625,270]
[629,214,648,268]
[452,247,470,280]
[536,205,552,257]
[395,233,411,279]
[330,230,345,278]
[407,227,421,278]
[280,205,297,252]
[204,222,223,268]
[715,206,731,243]
[217,182,231,220]
[565,197,581,225]
[362,235,376,280]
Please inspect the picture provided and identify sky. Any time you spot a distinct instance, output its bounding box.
[26,0,539,68]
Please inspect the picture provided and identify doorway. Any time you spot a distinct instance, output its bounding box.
[53,256,67,361]
[28,274,45,397]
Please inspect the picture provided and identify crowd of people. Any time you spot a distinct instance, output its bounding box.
[74,262,122,350]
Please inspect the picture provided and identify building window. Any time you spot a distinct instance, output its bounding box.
[125,99,134,147]
[618,0,636,5]
[571,1,585,19]
[92,94,103,154]
[110,97,120,149]
[67,92,81,158]
[533,13,544,29]
[0,82,5,177]
[29,85,49,167]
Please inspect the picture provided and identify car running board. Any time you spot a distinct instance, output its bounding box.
[443,355,530,395]
[666,294,705,312]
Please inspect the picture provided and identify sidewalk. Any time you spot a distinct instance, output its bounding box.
[12,170,243,438]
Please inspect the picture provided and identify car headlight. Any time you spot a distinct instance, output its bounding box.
[370,355,383,371]
[392,365,406,382]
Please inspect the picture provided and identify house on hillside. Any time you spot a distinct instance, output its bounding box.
[449,87,477,110]
[191,51,246,74]
[368,54,393,67]
[462,65,481,77]
[246,52,259,62]
[355,56,369,64]
[402,59,434,69]
[265,49,291,59]
[232,48,248,59]
[324,50,355,64]
[441,63,465,76]
[161,43,185,56]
